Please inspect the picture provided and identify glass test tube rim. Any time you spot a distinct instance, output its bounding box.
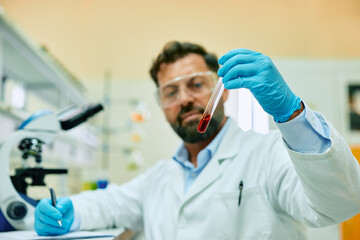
[203,77,224,117]
[197,77,225,133]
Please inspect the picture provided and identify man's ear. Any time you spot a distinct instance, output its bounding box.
[222,89,229,102]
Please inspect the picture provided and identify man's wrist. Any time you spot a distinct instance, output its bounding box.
[286,101,304,122]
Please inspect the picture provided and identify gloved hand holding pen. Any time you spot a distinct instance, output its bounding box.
[34,197,74,236]
[217,48,302,123]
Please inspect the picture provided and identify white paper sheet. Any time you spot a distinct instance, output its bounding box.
[0,230,115,240]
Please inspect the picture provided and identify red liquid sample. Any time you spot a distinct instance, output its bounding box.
[197,114,211,133]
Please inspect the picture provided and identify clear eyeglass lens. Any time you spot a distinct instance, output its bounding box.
[157,72,216,108]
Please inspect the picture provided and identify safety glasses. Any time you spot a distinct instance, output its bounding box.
[155,71,217,108]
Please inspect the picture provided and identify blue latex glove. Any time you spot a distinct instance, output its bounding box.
[34,197,74,236]
[218,48,301,123]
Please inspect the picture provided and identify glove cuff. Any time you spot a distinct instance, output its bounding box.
[273,97,302,123]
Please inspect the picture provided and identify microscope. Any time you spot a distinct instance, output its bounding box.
[0,103,103,231]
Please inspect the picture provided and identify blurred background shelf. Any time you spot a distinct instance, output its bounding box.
[0,7,87,110]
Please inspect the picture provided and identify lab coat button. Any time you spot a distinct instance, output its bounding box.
[178,219,186,229]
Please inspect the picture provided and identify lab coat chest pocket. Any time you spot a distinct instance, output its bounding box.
[211,187,271,240]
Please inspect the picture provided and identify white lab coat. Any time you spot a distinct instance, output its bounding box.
[70,117,360,240]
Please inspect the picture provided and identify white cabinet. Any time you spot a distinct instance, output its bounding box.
[0,7,100,169]
[0,7,87,110]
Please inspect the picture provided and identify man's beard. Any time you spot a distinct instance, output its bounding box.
[170,102,225,143]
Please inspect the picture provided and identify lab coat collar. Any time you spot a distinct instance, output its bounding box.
[172,117,232,173]
[210,118,242,162]
[170,118,243,202]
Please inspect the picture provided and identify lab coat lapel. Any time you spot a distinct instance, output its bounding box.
[169,160,185,199]
[183,120,241,202]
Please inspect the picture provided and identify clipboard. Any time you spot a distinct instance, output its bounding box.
[0,230,115,240]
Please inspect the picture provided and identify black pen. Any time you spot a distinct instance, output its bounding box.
[238,181,243,207]
[49,188,62,227]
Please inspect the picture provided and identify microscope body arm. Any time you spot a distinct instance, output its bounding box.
[0,114,59,230]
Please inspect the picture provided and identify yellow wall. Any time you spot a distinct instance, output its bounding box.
[0,0,359,82]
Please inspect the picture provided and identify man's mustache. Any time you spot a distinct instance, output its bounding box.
[176,105,205,124]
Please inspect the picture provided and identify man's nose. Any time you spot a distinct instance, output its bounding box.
[178,87,194,106]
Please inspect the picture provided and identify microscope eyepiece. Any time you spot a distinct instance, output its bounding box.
[60,103,104,130]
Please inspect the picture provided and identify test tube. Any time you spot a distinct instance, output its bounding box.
[197,77,225,133]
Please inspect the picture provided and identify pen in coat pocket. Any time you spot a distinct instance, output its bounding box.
[238,181,243,207]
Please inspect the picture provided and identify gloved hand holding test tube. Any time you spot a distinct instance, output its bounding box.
[197,77,224,133]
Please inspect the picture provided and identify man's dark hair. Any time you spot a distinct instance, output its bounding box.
[149,41,219,86]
